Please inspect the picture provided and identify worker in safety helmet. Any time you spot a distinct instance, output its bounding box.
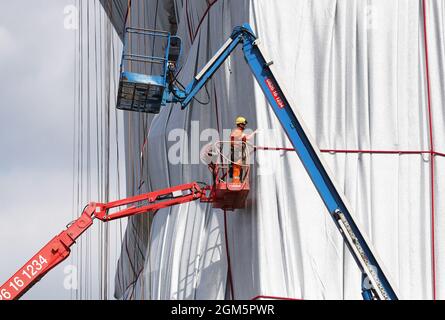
[229,117,256,183]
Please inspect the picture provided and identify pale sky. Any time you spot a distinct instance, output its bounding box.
[0,0,125,300]
[0,0,77,299]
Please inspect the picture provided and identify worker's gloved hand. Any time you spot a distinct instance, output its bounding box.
[200,143,219,165]
[245,129,258,141]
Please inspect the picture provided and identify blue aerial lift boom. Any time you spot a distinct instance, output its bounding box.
[117,24,399,300]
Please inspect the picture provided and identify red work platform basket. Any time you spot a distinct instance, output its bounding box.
[212,179,250,211]
[202,141,251,211]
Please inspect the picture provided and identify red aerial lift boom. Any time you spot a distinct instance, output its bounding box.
[0,182,208,300]
[0,139,250,301]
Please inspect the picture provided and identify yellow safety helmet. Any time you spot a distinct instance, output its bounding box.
[235,116,248,125]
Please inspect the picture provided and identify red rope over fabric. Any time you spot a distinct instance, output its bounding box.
[185,0,219,44]
[422,0,436,300]
[214,86,221,136]
[124,0,132,28]
[185,0,193,43]
[251,295,302,301]
[320,149,431,155]
[192,0,218,41]
[223,209,235,299]
[254,146,445,157]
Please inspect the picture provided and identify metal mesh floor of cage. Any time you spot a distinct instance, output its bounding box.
[116,72,166,114]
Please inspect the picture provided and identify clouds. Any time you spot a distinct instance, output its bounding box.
[0,0,75,300]
[0,26,16,60]
[0,0,126,300]
[0,1,75,171]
